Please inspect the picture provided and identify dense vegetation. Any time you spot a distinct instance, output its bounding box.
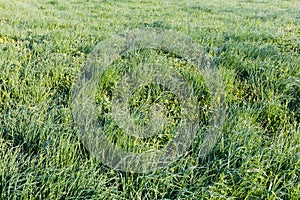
[0,0,299,199]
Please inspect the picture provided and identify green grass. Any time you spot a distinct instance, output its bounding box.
[0,0,299,199]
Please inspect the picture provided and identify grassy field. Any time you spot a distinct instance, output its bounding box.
[0,0,299,199]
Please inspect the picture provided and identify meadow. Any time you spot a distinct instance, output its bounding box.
[0,0,299,199]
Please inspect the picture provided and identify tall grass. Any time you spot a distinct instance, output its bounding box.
[0,0,299,199]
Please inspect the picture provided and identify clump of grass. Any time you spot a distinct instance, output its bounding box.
[95,48,210,154]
